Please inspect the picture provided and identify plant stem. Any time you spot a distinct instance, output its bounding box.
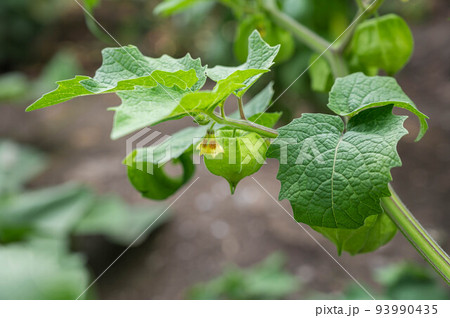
[237,97,246,120]
[262,0,347,77]
[208,112,278,138]
[336,0,386,53]
[220,103,226,118]
[381,184,450,284]
[262,0,330,53]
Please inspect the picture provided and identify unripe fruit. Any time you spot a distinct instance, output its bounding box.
[200,129,268,194]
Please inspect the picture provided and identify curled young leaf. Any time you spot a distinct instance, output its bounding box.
[328,72,428,141]
[125,151,195,200]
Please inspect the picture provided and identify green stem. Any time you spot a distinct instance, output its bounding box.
[220,102,226,118]
[208,112,278,138]
[262,0,330,53]
[355,0,365,10]
[262,0,347,77]
[238,97,246,120]
[336,0,386,53]
[381,184,450,284]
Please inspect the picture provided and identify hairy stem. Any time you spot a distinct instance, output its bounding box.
[381,185,450,284]
[208,112,278,138]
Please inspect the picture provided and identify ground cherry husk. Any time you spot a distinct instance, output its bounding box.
[201,129,268,194]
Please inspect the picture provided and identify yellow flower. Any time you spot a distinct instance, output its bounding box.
[196,129,224,158]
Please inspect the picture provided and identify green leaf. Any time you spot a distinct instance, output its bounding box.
[133,126,207,165]
[349,14,413,75]
[175,69,267,114]
[268,107,407,229]
[125,151,195,200]
[328,72,428,141]
[0,241,90,300]
[308,54,333,93]
[207,30,280,97]
[31,50,82,98]
[0,184,94,242]
[248,112,282,128]
[75,196,170,245]
[154,0,211,16]
[312,212,397,255]
[111,68,264,139]
[234,14,294,64]
[26,46,206,112]
[26,76,93,111]
[0,140,47,196]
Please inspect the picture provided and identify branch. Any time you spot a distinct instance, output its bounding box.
[381,184,450,284]
[262,0,347,77]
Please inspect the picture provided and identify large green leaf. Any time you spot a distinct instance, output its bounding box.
[207,30,280,97]
[75,196,170,245]
[268,107,407,229]
[26,46,206,112]
[127,81,275,170]
[328,72,428,141]
[349,14,413,75]
[313,212,397,255]
[0,240,90,300]
[0,140,47,196]
[111,68,264,139]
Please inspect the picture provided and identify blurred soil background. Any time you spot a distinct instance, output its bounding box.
[0,0,449,299]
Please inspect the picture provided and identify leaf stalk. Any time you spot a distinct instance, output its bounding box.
[238,97,246,120]
[208,112,278,138]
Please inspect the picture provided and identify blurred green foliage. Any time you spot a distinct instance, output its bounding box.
[186,254,449,300]
[0,0,72,71]
[0,239,91,300]
[0,140,170,299]
[186,253,300,300]
[0,50,82,103]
